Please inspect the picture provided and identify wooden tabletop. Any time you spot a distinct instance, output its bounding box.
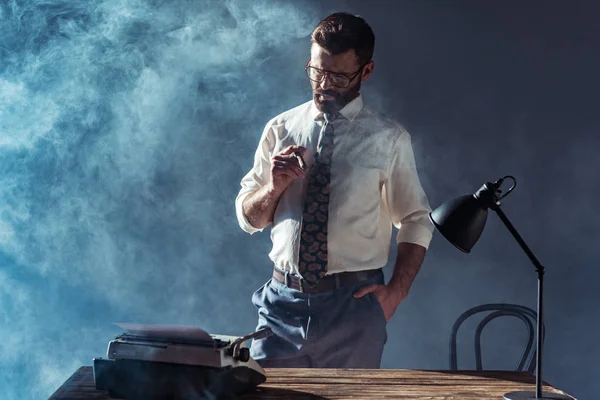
[49,366,576,399]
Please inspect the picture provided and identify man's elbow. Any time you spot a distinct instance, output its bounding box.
[245,212,271,231]
[236,213,266,235]
[236,196,269,234]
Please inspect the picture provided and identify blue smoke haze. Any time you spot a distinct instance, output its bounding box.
[1,0,598,399]
[0,0,318,397]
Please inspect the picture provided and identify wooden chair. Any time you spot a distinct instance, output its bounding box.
[449,303,545,373]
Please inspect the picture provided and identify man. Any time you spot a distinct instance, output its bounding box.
[235,12,433,368]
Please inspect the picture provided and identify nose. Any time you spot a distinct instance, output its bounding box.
[319,72,334,90]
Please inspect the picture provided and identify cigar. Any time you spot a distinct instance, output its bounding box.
[294,152,306,170]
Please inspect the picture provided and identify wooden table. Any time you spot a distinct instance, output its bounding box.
[49,366,576,399]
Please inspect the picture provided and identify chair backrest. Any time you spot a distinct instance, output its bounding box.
[449,303,544,373]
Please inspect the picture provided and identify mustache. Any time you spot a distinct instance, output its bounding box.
[314,90,340,98]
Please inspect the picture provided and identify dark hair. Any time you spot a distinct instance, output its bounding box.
[311,12,375,65]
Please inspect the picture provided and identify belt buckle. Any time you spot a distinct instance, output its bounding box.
[284,271,290,288]
[298,278,304,293]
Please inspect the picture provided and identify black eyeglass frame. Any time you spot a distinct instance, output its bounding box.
[304,60,371,88]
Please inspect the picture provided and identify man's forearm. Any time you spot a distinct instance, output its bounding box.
[242,184,284,229]
[388,242,427,300]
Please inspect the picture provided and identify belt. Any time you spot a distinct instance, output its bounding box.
[272,267,381,294]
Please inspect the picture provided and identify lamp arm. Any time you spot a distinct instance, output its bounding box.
[491,205,545,275]
[491,204,545,398]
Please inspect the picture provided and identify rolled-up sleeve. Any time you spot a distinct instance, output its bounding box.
[385,129,434,249]
[235,119,276,234]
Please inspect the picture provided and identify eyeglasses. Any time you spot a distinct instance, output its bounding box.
[305,62,369,88]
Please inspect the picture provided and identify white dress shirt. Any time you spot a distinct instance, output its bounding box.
[236,95,433,275]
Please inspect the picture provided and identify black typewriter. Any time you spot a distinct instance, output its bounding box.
[93,323,272,399]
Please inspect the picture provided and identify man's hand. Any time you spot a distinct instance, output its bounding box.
[241,145,308,230]
[269,145,308,194]
[353,283,407,322]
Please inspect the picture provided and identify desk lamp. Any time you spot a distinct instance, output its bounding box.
[429,176,571,400]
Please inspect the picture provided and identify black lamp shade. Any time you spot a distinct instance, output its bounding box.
[429,194,488,253]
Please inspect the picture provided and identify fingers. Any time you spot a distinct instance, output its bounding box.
[280,145,308,156]
[276,146,308,169]
[272,166,301,179]
[353,284,379,298]
[272,160,305,179]
[273,154,307,174]
[271,146,309,182]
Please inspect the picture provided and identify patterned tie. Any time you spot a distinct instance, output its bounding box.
[298,113,338,286]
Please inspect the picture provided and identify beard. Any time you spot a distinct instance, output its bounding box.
[313,80,362,114]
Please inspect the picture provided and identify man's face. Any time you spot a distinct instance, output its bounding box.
[308,43,373,114]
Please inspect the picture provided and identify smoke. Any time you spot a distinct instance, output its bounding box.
[0,0,318,398]
[3,1,596,399]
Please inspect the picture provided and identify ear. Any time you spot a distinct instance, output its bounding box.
[361,60,375,82]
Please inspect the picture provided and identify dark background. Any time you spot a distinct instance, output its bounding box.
[0,0,597,399]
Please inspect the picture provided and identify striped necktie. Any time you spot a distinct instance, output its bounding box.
[298,113,338,286]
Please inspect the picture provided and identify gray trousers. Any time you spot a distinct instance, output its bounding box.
[249,269,387,368]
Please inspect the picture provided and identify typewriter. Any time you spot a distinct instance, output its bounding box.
[93,323,272,399]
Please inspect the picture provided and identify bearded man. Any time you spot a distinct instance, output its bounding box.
[235,12,433,368]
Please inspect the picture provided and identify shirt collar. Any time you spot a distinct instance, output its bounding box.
[310,95,363,122]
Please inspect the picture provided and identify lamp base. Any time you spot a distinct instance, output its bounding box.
[504,391,573,400]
